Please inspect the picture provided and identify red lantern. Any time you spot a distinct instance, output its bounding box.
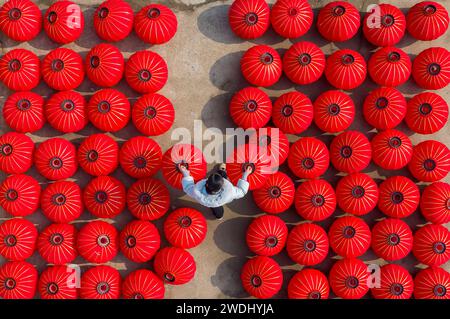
[77,220,118,264]
[127,178,170,221]
[45,91,87,133]
[412,47,450,90]
[41,181,83,223]
[252,172,294,214]
[272,91,313,134]
[408,140,450,182]
[407,1,449,41]
[287,223,329,266]
[0,218,37,261]
[413,224,450,267]
[85,43,124,88]
[34,138,77,181]
[241,256,282,299]
[246,215,287,256]
[0,132,33,175]
[317,1,360,42]
[372,218,413,261]
[363,4,406,47]
[414,267,450,299]
[294,179,336,221]
[162,144,207,189]
[283,42,325,85]
[3,91,45,133]
[368,47,411,87]
[229,87,272,130]
[119,220,160,263]
[87,89,130,132]
[0,174,40,217]
[80,265,121,299]
[378,176,419,219]
[125,51,168,94]
[83,176,125,219]
[42,48,84,91]
[371,129,413,170]
[0,48,40,91]
[420,182,450,224]
[371,264,413,299]
[134,4,177,44]
[330,131,372,174]
[132,93,175,136]
[77,134,118,176]
[119,136,162,179]
[240,45,282,87]
[122,269,164,299]
[228,0,270,39]
[164,208,207,249]
[329,258,369,299]
[288,137,329,179]
[37,223,77,265]
[313,90,355,133]
[250,127,289,166]
[94,0,134,42]
[406,92,448,135]
[328,216,371,258]
[325,49,367,90]
[288,269,329,299]
[0,261,37,299]
[154,247,196,285]
[336,173,379,216]
[43,1,84,44]
[270,0,313,38]
[0,0,41,41]
[38,266,77,299]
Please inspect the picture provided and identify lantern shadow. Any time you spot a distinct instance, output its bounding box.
[209,51,246,92]
[211,256,249,298]
[213,217,253,256]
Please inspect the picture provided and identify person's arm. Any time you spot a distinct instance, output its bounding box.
[180,165,197,197]
[232,166,252,199]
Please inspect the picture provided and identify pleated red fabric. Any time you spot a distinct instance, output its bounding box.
[406,92,448,134]
[37,223,77,265]
[371,218,413,261]
[153,247,196,285]
[317,1,360,42]
[85,43,124,88]
[119,220,160,263]
[250,127,290,166]
[412,47,450,90]
[413,224,450,267]
[288,269,329,299]
[0,48,40,91]
[127,178,170,221]
[408,140,450,182]
[87,89,130,132]
[378,176,420,219]
[330,131,372,174]
[288,137,329,179]
[119,136,162,179]
[3,91,45,133]
[80,265,121,299]
[0,174,40,217]
[77,134,118,176]
[83,176,126,219]
[325,49,367,90]
[246,215,288,256]
[45,90,87,133]
[363,4,406,47]
[0,0,41,41]
[0,132,34,174]
[294,179,336,221]
[41,181,83,223]
[34,138,77,181]
[329,258,369,299]
[240,45,282,87]
[420,182,450,224]
[38,266,77,299]
[252,172,295,214]
[77,221,118,264]
[94,0,134,42]
[43,1,84,44]
[371,264,413,299]
[368,47,411,87]
[336,173,379,216]
[371,129,413,170]
[313,90,355,133]
[414,267,450,299]
[0,261,37,299]
[122,269,164,299]
[132,93,175,136]
[0,218,37,261]
[270,0,313,38]
[272,91,313,134]
[283,42,325,85]
[164,208,207,249]
[287,223,329,266]
[328,216,371,258]
[407,1,449,41]
[41,48,84,91]
[241,256,282,299]
[134,4,177,44]
[229,87,272,129]
[228,0,270,39]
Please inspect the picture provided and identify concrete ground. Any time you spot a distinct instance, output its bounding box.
[0,0,449,298]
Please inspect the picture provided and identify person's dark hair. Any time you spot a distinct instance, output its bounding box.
[205,173,224,194]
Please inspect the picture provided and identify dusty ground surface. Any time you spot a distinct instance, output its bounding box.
[0,0,449,298]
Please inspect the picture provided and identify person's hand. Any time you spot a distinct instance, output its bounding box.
[178,164,188,173]
[245,166,253,174]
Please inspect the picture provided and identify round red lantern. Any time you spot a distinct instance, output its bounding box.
[272,91,313,134]
[3,91,45,133]
[77,134,118,176]
[38,266,77,299]
[154,247,196,285]
[408,140,450,182]
[252,172,294,214]
[0,0,42,41]
[0,261,37,299]
[412,47,450,90]
[294,179,336,221]
[241,256,282,299]
[330,131,372,174]
[329,258,369,299]
[41,48,84,91]
[122,269,164,299]
[420,182,450,224]
[134,4,177,44]
[45,90,87,133]
[368,47,411,87]
[406,92,448,135]
[287,223,329,266]
[241,45,282,87]
[414,267,450,299]
[0,174,40,217]
[413,224,450,267]
[336,173,379,216]
[132,93,175,136]
[80,265,121,299]
[328,216,371,258]
[270,0,313,38]
[363,4,406,47]
[0,218,37,261]
[229,87,272,130]
[371,129,413,170]
[250,127,289,166]
[119,136,162,179]
[87,89,130,132]
[127,178,170,221]
[407,1,449,41]
[246,215,287,256]
[85,43,124,88]
[283,42,325,85]
[164,207,207,249]
[325,49,367,90]
[288,269,329,299]
[41,181,83,223]
[317,1,360,42]
[34,138,77,181]
[371,218,413,261]
[228,0,270,39]
[371,264,413,299]
[313,90,355,133]
[288,137,329,179]
[0,48,40,91]
[37,223,77,265]
[83,176,125,219]
[94,0,134,42]
[378,176,419,219]
[77,220,118,264]
[0,132,33,175]
[119,220,160,263]
[43,1,84,44]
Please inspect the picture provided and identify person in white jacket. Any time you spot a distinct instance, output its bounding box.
[179,164,252,219]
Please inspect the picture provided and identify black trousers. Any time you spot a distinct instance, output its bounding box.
[210,169,227,219]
